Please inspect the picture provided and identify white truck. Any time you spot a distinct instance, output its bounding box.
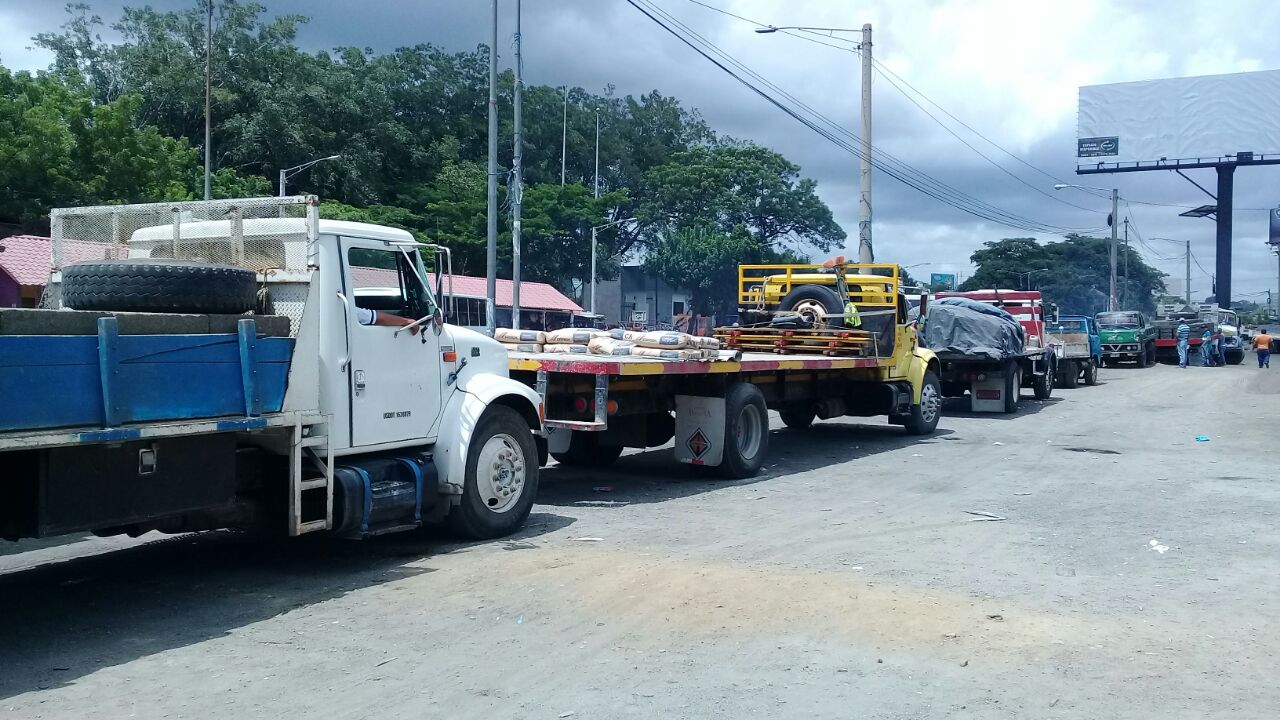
[0,197,544,543]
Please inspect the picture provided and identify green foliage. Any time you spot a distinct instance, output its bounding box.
[642,225,760,315]
[959,235,1167,315]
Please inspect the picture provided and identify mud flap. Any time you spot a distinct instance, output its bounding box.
[674,395,725,467]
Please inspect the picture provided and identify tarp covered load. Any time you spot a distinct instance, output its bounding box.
[922,298,1024,360]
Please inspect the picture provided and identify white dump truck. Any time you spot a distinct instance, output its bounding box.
[0,197,543,543]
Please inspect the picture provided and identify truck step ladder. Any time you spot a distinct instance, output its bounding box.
[290,414,333,536]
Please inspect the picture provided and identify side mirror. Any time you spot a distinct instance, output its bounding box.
[432,308,445,333]
[1047,303,1060,324]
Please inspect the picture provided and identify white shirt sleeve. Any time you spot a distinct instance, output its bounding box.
[355,307,376,326]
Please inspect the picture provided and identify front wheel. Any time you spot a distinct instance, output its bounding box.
[447,405,539,540]
[720,383,769,479]
[1084,359,1099,385]
[904,371,942,435]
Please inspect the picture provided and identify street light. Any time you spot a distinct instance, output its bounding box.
[1054,182,1119,311]
[587,217,637,315]
[1011,268,1049,290]
[756,22,874,264]
[278,155,341,197]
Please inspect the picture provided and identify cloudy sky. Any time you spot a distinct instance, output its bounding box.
[4,0,1280,302]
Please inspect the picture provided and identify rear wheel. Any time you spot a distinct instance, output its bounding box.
[447,406,539,539]
[1059,360,1079,388]
[779,405,816,429]
[1003,366,1021,414]
[720,383,769,479]
[1033,360,1054,400]
[904,371,942,435]
[778,284,844,328]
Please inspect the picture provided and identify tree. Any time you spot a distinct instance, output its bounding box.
[642,225,759,315]
[638,145,845,255]
[960,235,1166,315]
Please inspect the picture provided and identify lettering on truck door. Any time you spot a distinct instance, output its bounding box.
[341,241,446,446]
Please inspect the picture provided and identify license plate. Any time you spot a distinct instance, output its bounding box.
[975,389,1001,400]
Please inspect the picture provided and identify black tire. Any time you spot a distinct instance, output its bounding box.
[1003,366,1021,414]
[62,259,257,315]
[1032,360,1054,400]
[904,371,942,435]
[447,405,539,540]
[720,383,769,479]
[778,284,844,328]
[1059,360,1079,388]
[1226,349,1245,365]
[550,431,624,467]
[1084,359,1099,385]
[779,405,816,429]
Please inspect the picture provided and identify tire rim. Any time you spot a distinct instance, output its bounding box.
[920,382,941,424]
[735,404,764,460]
[793,299,828,325]
[476,433,526,513]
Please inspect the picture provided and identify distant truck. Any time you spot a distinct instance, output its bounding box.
[925,290,1057,413]
[1152,303,1214,363]
[1046,315,1101,387]
[1203,305,1245,365]
[1095,310,1157,367]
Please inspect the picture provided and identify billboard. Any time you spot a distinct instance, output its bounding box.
[929,272,957,290]
[1270,208,1280,245]
[1077,69,1280,167]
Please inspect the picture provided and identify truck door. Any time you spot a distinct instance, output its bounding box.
[342,241,445,446]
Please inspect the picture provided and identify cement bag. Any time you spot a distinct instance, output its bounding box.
[607,328,644,342]
[588,336,635,356]
[634,331,690,349]
[546,328,602,345]
[495,328,547,344]
[500,342,543,353]
[630,346,701,361]
[688,335,720,350]
[544,343,590,354]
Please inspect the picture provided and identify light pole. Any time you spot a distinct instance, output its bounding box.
[511,0,524,328]
[588,217,637,315]
[1012,268,1049,291]
[278,155,341,197]
[561,86,569,186]
[485,0,499,335]
[590,108,601,312]
[1055,183,1118,310]
[756,22,874,263]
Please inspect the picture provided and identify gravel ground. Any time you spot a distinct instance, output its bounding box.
[1,361,1277,719]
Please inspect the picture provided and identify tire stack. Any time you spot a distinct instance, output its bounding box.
[61,260,258,315]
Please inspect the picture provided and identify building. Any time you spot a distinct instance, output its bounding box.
[351,266,582,331]
[590,264,693,328]
[0,235,104,307]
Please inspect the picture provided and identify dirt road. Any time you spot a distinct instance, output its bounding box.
[2,362,1277,719]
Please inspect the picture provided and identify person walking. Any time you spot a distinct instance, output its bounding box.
[1200,329,1215,367]
[1176,320,1191,368]
[1256,328,1273,369]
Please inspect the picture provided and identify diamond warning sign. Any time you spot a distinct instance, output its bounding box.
[687,428,710,459]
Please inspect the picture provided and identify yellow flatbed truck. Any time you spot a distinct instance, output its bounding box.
[508,263,942,477]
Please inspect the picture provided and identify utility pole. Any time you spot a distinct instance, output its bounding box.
[590,108,600,315]
[203,0,213,201]
[1122,217,1129,308]
[1109,188,1118,311]
[1185,240,1192,305]
[561,86,568,186]
[485,0,499,334]
[1274,244,1280,318]
[510,0,523,330]
[857,23,874,263]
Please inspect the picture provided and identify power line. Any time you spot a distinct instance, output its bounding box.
[628,0,1099,235]
[681,0,858,53]
[870,62,1102,214]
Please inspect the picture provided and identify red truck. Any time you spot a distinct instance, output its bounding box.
[927,289,1059,413]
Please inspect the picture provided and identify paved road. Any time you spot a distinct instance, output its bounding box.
[2,361,1277,719]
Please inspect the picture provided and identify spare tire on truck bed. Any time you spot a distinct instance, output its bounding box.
[62,260,257,315]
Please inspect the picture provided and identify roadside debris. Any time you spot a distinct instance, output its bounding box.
[1148,540,1169,554]
[986,614,1004,621]
[966,510,1007,522]
[573,537,604,542]
[1195,435,1211,442]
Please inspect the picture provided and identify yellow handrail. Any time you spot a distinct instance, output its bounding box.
[738,262,901,309]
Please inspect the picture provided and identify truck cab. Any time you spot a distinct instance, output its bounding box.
[1095,310,1155,366]
[1,197,543,544]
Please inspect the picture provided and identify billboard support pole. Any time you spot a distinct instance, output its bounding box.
[1110,188,1118,311]
[1215,164,1234,309]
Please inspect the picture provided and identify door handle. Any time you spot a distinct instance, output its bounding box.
[336,291,352,372]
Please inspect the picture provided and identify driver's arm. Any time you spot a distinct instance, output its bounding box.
[355,306,420,334]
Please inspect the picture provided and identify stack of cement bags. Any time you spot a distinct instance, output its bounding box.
[494,328,546,353]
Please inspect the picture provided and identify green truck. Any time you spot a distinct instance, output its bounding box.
[1095,311,1157,367]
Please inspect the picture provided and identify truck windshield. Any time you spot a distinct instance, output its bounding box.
[1097,312,1139,328]
[1053,320,1087,332]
